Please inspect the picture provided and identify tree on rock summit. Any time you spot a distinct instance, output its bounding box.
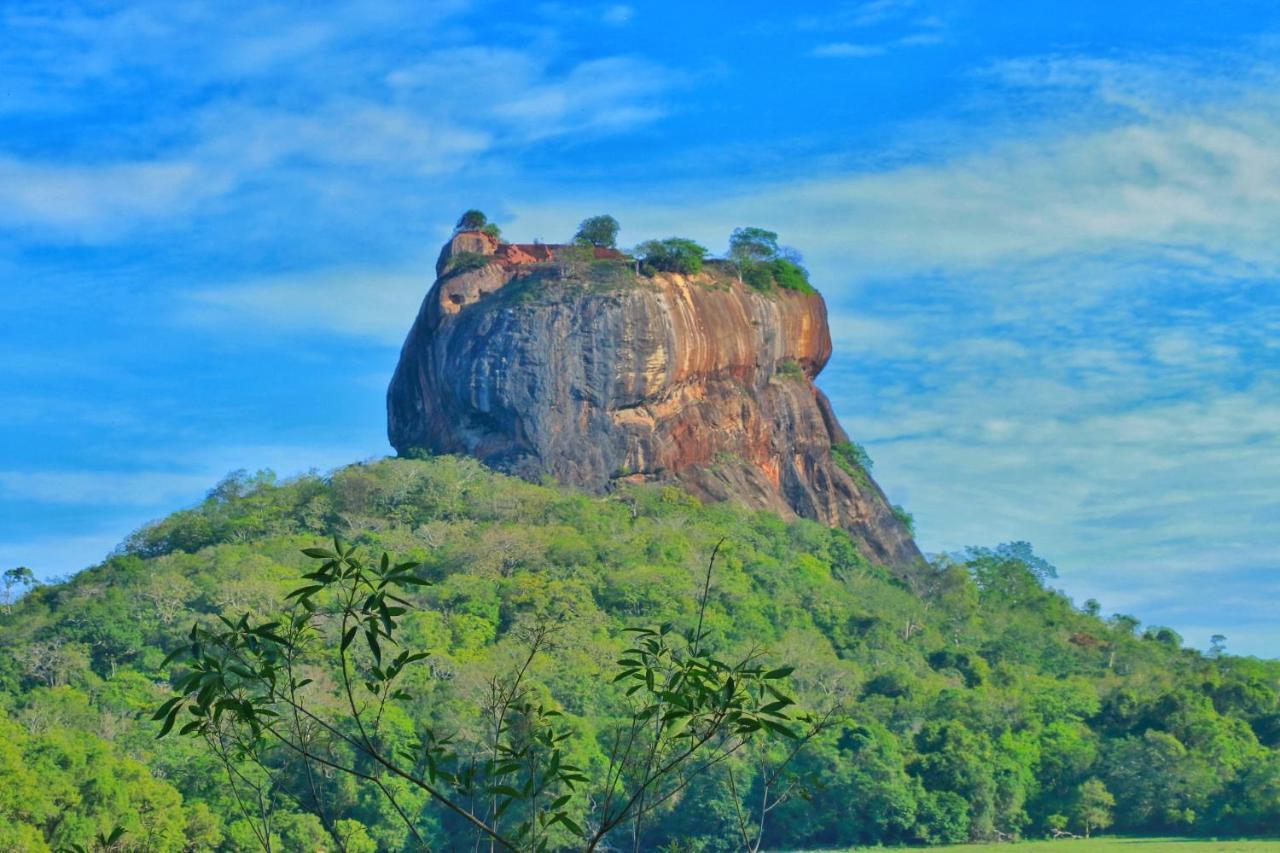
[574,214,620,248]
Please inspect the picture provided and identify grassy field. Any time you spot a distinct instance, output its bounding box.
[802,840,1280,852]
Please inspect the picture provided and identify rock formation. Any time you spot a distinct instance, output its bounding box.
[388,230,923,569]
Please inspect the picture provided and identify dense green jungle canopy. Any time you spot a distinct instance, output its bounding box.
[1,456,1278,851]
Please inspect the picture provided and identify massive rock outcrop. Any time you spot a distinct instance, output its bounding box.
[388,231,923,569]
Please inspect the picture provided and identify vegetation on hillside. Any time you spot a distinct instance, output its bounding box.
[1,457,1277,850]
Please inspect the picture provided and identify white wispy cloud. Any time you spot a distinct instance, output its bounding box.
[0,1,675,237]
[0,470,214,505]
[811,43,887,59]
[185,267,436,345]
[0,438,375,579]
[537,3,635,27]
[0,157,223,235]
[385,51,673,142]
[602,5,635,25]
[798,0,920,30]
[804,0,947,57]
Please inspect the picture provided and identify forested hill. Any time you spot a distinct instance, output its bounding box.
[2,456,1278,850]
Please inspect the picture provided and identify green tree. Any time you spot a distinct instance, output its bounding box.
[1103,729,1207,829]
[0,710,188,851]
[157,540,802,852]
[1071,778,1115,837]
[728,227,780,266]
[914,789,970,844]
[456,209,488,231]
[3,566,36,615]
[635,238,708,275]
[727,228,814,293]
[573,215,620,248]
[911,721,997,840]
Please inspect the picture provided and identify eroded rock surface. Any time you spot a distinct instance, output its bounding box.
[388,232,923,568]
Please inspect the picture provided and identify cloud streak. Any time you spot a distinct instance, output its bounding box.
[0,2,677,238]
[0,157,221,235]
[185,268,436,345]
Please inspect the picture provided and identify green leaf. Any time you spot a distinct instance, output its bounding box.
[556,815,585,836]
[391,575,432,586]
[341,626,358,653]
[763,666,795,680]
[156,709,180,738]
[759,718,798,738]
[301,547,336,559]
[159,645,189,669]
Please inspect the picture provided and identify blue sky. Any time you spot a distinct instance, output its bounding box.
[3,0,1279,655]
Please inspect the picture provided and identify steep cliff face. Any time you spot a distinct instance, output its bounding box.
[388,232,923,569]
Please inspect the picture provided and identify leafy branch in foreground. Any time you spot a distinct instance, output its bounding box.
[156,538,803,851]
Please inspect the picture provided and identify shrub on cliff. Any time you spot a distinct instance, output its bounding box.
[832,440,874,486]
[636,237,708,275]
[443,250,492,277]
[455,209,488,231]
[771,257,816,294]
[729,227,781,265]
[573,214,620,248]
[729,226,816,294]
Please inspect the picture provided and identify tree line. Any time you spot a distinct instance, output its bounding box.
[452,209,816,293]
[0,456,1276,850]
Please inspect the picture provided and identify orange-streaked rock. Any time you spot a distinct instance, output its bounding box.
[390,234,922,568]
